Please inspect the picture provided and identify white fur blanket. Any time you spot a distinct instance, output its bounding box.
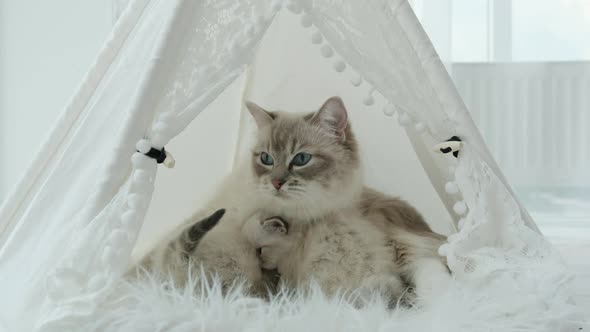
[66,261,588,332]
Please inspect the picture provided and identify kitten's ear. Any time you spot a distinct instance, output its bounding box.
[246,101,274,128]
[312,96,348,138]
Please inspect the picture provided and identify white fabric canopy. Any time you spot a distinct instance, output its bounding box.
[0,0,575,330]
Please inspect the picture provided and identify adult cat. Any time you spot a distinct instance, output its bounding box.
[135,96,449,303]
[243,97,449,302]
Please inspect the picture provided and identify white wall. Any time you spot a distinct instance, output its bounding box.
[0,0,112,202]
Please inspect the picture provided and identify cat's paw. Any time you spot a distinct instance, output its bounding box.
[412,258,451,302]
[260,217,288,236]
[356,274,405,308]
[258,246,279,270]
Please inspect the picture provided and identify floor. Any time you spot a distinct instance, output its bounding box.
[521,188,590,312]
[536,215,590,311]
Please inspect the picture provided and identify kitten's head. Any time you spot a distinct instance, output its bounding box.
[246,96,362,220]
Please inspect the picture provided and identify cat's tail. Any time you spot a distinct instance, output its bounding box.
[392,228,447,264]
[180,209,226,253]
[128,209,226,278]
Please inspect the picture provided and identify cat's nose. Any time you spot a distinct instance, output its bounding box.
[271,179,286,190]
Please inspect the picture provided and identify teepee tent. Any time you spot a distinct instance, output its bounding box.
[0,0,582,330]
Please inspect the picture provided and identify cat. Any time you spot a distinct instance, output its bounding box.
[137,208,226,279]
[134,96,449,303]
[242,96,450,303]
[132,206,280,297]
[129,157,289,295]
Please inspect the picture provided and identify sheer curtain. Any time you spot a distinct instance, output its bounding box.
[0,1,112,204]
[412,0,590,306]
[412,0,590,206]
[409,0,453,71]
[111,0,130,23]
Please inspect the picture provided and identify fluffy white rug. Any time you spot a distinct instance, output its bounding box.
[76,263,585,332]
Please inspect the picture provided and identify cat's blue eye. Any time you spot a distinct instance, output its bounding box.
[260,152,274,166]
[291,153,312,166]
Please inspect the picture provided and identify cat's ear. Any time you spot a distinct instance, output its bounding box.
[312,96,348,139]
[246,101,274,128]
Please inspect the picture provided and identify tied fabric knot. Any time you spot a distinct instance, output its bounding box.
[434,136,462,158]
[138,146,175,168]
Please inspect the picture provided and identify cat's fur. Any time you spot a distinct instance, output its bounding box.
[132,166,280,296]
[242,97,449,302]
[134,96,449,302]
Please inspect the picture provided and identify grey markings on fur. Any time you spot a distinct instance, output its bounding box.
[182,209,226,253]
[246,97,362,222]
[128,209,226,282]
[250,111,358,184]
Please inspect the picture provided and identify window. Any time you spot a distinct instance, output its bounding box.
[512,0,590,61]
[414,0,590,62]
[451,0,490,62]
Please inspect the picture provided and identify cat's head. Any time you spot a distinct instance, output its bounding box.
[246,96,362,220]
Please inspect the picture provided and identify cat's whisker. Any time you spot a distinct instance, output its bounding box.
[286,188,305,193]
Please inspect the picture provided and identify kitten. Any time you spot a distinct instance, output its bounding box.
[244,212,407,305]
[243,96,450,302]
[136,209,225,277]
[132,182,280,296]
